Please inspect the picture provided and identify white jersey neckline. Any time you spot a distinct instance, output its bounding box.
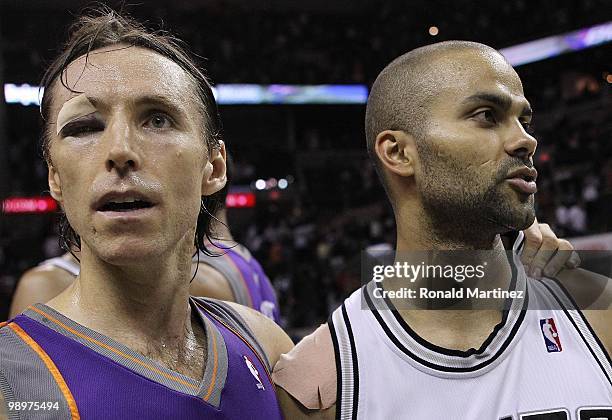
[361,264,528,377]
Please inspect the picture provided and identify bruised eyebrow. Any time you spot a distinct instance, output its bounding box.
[462,92,532,117]
[85,94,188,116]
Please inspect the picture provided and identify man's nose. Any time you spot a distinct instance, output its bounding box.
[504,122,537,161]
[103,117,141,173]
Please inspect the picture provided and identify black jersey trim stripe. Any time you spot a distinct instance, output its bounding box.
[540,277,611,367]
[363,283,528,373]
[330,305,357,420]
[327,311,343,420]
[539,277,612,377]
[341,304,359,420]
[383,259,520,358]
[538,278,612,387]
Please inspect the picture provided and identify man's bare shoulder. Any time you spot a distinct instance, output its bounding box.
[221,301,293,367]
[9,265,74,318]
[276,386,336,420]
[272,324,337,417]
[190,263,236,302]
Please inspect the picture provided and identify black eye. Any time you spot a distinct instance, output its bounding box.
[146,114,172,129]
[59,121,103,138]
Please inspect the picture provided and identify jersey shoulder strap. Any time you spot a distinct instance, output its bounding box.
[536,276,612,386]
[0,319,79,418]
[195,251,251,306]
[39,257,80,276]
[191,297,271,372]
[328,297,360,420]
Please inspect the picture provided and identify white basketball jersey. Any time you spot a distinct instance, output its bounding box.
[39,256,80,276]
[330,251,612,419]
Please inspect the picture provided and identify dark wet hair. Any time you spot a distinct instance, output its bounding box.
[40,6,224,256]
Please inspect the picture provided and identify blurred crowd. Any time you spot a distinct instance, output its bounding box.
[3,0,610,84]
[1,1,611,325]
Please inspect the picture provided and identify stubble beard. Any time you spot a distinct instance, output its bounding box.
[417,153,536,246]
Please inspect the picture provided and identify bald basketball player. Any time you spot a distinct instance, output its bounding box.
[0,9,290,419]
[273,41,611,419]
[10,156,280,323]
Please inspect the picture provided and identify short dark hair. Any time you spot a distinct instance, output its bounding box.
[364,41,498,198]
[40,6,224,256]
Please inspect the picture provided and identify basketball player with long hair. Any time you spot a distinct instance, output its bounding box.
[0,9,291,418]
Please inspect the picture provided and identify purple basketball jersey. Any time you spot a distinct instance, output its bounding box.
[0,299,283,419]
[198,244,281,324]
[224,247,280,323]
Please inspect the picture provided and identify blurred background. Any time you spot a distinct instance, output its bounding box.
[0,0,611,334]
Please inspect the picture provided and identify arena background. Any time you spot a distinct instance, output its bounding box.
[0,0,610,336]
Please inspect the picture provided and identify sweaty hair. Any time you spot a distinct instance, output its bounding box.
[364,40,499,196]
[40,6,224,256]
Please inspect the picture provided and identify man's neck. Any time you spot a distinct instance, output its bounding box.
[386,207,516,350]
[47,242,197,358]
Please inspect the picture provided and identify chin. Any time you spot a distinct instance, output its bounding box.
[96,238,166,266]
[504,208,536,231]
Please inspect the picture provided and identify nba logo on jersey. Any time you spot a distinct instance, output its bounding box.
[540,318,562,352]
[243,355,265,390]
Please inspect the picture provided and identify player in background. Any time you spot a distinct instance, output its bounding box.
[192,153,281,323]
[9,252,79,318]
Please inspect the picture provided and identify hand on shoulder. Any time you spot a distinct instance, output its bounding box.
[272,323,337,419]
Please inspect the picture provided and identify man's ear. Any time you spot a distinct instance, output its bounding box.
[374,130,417,177]
[48,165,63,202]
[201,141,227,196]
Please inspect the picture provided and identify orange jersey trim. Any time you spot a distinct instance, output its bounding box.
[29,306,199,392]
[194,300,273,384]
[9,322,81,419]
[202,327,219,401]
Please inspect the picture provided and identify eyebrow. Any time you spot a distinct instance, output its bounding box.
[85,94,187,116]
[134,95,187,115]
[462,92,532,117]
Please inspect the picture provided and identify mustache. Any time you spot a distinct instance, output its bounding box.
[495,158,535,183]
[90,174,162,197]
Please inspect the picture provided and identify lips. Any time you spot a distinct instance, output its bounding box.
[93,191,157,213]
[98,198,154,212]
[505,167,538,194]
[506,167,537,182]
